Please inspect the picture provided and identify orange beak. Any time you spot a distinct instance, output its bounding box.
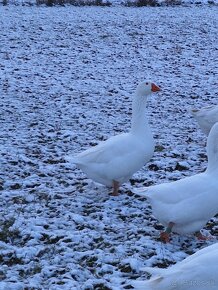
[151,83,161,92]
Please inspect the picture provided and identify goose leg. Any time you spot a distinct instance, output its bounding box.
[160,222,175,243]
[111,180,120,196]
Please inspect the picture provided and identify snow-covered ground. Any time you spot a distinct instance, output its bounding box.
[0,5,218,290]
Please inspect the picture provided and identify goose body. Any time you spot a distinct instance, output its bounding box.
[71,131,154,187]
[132,243,218,290]
[136,122,218,238]
[191,105,218,135]
[67,81,160,195]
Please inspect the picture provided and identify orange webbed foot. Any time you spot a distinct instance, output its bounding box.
[160,232,171,243]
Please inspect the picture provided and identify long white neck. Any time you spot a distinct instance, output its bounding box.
[206,128,218,174]
[130,94,151,137]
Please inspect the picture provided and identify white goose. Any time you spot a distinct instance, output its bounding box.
[67,81,160,196]
[132,243,218,290]
[191,105,218,135]
[135,122,218,242]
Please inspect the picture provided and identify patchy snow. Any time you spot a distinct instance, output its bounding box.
[0,5,218,290]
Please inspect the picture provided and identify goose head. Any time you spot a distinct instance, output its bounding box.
[135,81,160,98]
[131,81,160,136]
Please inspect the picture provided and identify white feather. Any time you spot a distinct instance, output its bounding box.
[66,81,160,187]
[131,243,218,290]
[191,105,218,135]
[136,122,218,234]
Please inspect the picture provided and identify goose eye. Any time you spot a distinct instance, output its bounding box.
[145,82,149,85]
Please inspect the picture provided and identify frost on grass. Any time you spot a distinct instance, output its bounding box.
[0,6,218,290]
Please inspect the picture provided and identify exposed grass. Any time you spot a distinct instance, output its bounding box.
[0,218,21,244]
[36,0,112,6]
[124,0,183,6]
[125,0,159,6]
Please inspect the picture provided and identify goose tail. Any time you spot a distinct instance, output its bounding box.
[131,267,165,289]
[65,155,80,166]
[188,107,199,116]
[132,187,150,198]
[131,280,151,290]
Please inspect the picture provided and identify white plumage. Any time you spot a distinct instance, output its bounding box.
[136,122,218,238]
[191,105,218,135]
[67,81,160,195]
[131,243,218,290]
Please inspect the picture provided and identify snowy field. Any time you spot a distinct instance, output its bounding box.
[0,5,218,290]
